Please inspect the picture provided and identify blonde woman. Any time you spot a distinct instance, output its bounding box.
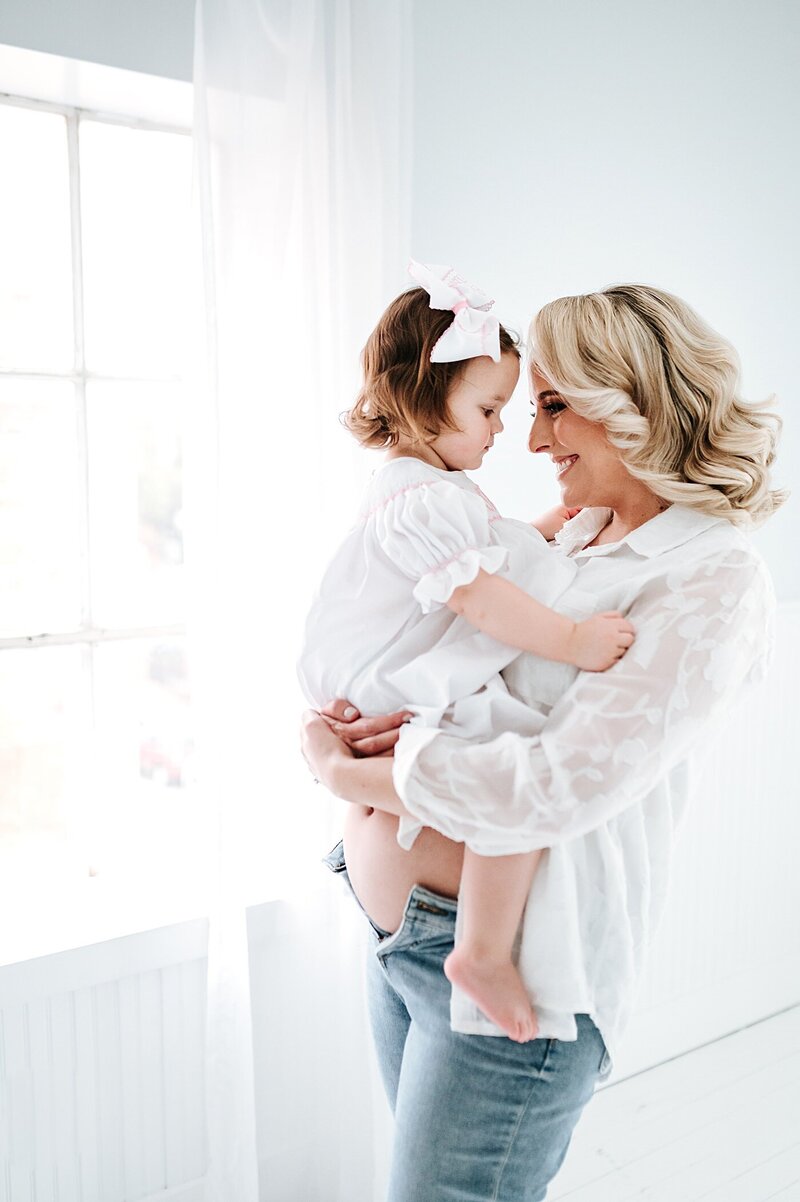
[302,284,784,1202]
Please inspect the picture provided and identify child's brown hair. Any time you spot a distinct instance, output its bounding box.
[344,287,520,449]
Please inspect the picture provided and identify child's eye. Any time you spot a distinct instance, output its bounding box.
[482,408,495,418]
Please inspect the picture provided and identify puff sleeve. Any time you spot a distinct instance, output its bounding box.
[372,475,506,613]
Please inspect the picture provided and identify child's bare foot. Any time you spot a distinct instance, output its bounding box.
[444,946,539,1043]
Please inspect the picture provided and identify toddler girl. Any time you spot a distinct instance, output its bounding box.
[299,261,634,1042]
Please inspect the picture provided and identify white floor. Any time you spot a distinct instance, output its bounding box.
[549,1004,800,1202]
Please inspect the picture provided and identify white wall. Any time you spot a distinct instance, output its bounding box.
[0,0,194,81]
[411,0,800,601]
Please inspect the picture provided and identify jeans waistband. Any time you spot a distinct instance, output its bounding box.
[322,839,393,938]
[323,839,458,943]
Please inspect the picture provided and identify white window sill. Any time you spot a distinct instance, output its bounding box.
[0,854,323,968]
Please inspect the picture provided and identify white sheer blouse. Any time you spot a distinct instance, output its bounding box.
[392,504,775,1065]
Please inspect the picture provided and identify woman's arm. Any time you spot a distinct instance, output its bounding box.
[311,546,773,854]
[301,710,405,815]
[448,570,634,671]
[400,546,773,853]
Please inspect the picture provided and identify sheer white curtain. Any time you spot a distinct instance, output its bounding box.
[190,1,411,1198]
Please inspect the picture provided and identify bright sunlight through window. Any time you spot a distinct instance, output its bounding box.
[0,97,198,894]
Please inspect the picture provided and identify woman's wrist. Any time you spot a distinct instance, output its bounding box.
[334,755,407,817]
[327,753,353,800]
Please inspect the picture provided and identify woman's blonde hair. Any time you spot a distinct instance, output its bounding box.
[530,284,786,527]
[345,288,520,449]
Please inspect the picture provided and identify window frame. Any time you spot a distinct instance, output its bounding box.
[0,46,220,965]
[0,94,189,652]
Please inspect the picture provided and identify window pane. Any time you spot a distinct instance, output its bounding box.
[87,381,184,627]
[0,379,84,638]
[0,103,74,373]
[90,638,202,877]
[0,645,90,844]
[80,119,194,377]
[94,637,193,789]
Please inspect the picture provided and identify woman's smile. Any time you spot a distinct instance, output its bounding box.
[529,369,638,511]
[554,454,578,478]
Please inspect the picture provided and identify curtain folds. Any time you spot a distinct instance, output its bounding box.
[191,1,411,1198]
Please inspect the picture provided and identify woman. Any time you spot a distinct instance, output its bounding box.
[301,284,784,1202]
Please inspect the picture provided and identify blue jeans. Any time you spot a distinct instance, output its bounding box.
[324,841,609,1202]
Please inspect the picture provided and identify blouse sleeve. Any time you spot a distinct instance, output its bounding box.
[393,546,775,854]
[373,476,507,613]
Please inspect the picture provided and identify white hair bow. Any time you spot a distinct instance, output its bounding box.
[408,259,501,363]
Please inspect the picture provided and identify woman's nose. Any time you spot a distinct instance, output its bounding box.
[528,411,550,454]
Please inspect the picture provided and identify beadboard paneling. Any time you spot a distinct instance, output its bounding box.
[0,951,207,1202]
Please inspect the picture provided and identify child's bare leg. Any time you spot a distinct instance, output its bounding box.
[444,849,541,1043]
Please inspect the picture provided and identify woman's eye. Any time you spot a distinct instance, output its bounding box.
[542,402,566,415]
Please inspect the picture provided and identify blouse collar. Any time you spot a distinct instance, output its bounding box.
[554,504,728,558]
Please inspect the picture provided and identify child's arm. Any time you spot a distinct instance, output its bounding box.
[447,570,634,671]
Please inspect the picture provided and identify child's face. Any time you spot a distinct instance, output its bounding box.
[429,352,519,471]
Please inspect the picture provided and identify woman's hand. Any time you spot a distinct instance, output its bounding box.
[319,698,412,758]
[301,710,355,796]
[301,708,408,816]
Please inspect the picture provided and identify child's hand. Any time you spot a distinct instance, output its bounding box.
[532,505,582,541]
[567,611,635,671]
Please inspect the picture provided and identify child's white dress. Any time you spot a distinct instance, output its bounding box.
[299,456,579,850]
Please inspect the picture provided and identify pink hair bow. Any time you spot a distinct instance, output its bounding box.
[408,259,502,364]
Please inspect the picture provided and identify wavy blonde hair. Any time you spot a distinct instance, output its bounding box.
[529,285,786,527]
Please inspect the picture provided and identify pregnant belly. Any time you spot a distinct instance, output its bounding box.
[343,805,464,933]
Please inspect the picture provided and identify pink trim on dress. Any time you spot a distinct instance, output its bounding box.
[361,475,494,523]
[419,545,485,577]
[472,483,501,519]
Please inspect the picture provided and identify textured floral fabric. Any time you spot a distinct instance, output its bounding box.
[393,505,775,1059]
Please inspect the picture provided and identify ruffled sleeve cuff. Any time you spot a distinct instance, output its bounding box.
[412,544,508,614]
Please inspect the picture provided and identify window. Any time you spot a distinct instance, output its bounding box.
[0,92,203,911]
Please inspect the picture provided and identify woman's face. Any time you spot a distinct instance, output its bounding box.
[528,370,630,509]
